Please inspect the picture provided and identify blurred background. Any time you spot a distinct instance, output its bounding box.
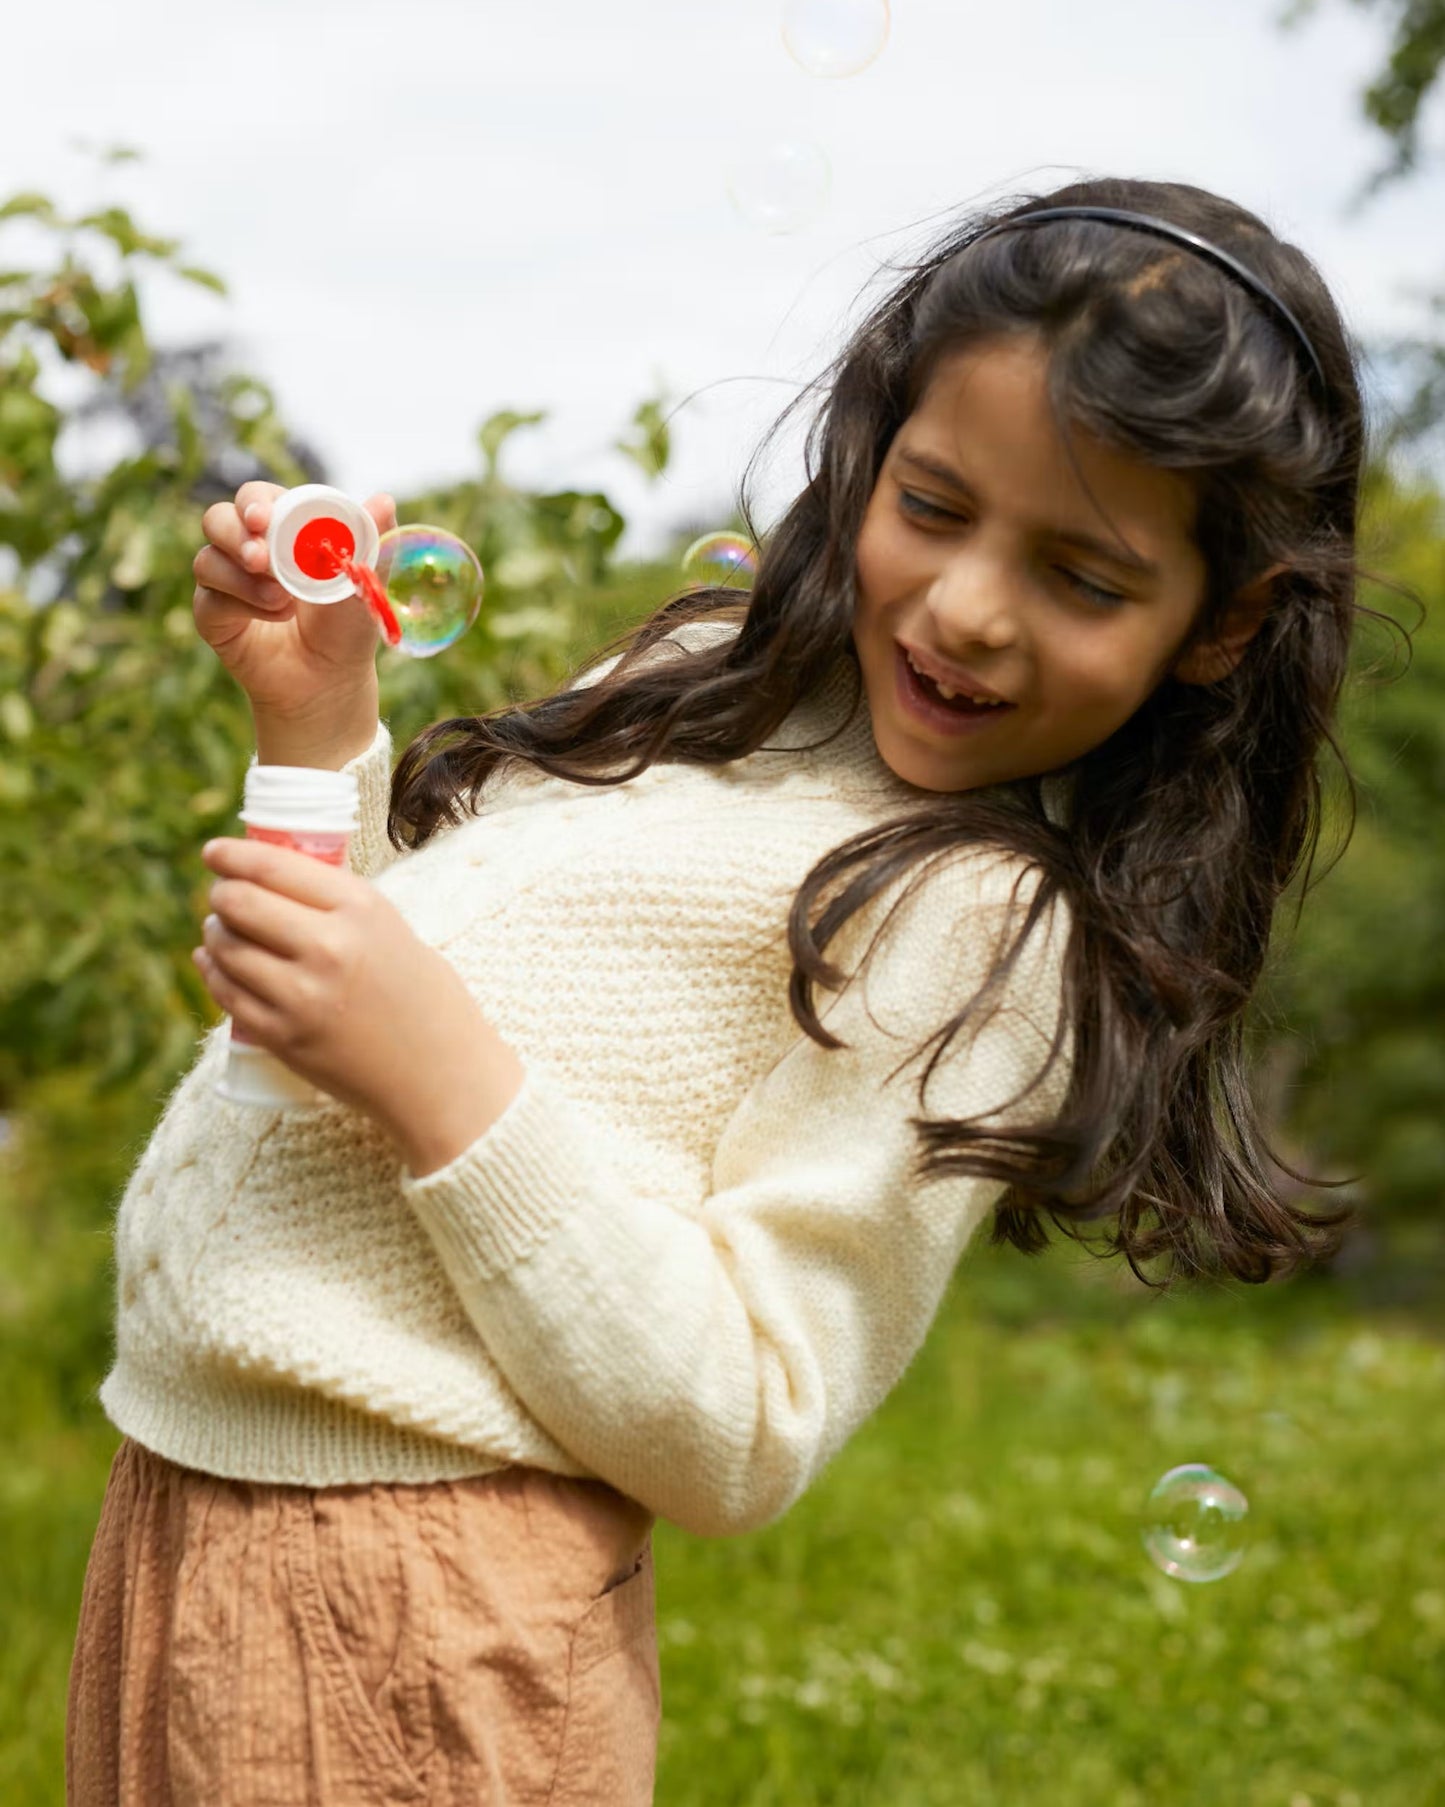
[2,1,1442,1801]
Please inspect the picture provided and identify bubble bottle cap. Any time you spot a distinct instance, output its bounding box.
[267,484,381,605]
[240,765,361,836]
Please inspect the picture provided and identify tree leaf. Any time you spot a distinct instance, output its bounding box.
[175,265,228,297]
[478,409,547,480]
[614,394,671,482]
[0,193,58,223]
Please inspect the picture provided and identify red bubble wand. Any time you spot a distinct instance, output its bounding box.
[290,515,402,647]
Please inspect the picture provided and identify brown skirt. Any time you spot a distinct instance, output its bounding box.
[66,1436,660,1806]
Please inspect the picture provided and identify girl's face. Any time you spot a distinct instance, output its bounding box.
[852,334,1219,795]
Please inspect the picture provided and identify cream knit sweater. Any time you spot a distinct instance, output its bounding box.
[99,621,1072,1537]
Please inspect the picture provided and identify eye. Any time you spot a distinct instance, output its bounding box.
[1063,570,1127,607]
[897,489,956,523]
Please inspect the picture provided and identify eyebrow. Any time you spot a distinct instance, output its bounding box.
[893,449,1163,581]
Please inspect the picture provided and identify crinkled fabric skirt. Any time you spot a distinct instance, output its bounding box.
[66,1435,660,1806]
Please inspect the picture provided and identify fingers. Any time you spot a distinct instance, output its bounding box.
[203,836,351,909]
[364,492,398,536]
[199,912,296,1009]
[204,874,328,966]
[233,480,287,541]
[192,543,292,614]
[198,483,286,591]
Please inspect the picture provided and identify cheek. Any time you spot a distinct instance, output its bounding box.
[855,510,917,605]
[1039,625,1162,721]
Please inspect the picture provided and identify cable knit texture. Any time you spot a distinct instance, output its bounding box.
[99,621,1073,1537]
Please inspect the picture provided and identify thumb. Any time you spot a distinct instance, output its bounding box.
[364,492,398,538]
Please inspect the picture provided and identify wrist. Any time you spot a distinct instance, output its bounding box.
[252,688,380,769]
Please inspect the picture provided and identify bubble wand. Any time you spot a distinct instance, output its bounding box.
[265,485,484,659]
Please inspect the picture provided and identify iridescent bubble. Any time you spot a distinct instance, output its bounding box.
[1141,1464,1249,1583]
[372,526,484,658]
[727,140,831,235]
[682,532,758,590]
[782,0,891,77]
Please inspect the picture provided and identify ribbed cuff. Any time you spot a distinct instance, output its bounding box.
[398,1061,592,1282]
[338,719,392,876]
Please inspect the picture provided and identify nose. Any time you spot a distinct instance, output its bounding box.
[927,550,1019,652]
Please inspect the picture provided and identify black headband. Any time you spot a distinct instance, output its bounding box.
[968,205,1328,398]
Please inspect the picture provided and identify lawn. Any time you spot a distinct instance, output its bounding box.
[3,1069,1441,1805]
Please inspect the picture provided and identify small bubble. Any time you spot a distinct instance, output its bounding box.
[727,140,831,235]
[1140,1463,1249,1583]
[681,531,758,589]
[781,0,891,77]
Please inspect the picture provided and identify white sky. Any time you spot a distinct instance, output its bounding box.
[4,0,1442,559]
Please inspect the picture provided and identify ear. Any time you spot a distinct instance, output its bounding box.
[1172,562,1290,686]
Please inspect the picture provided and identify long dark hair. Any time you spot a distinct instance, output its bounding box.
[390,174,1414,1289]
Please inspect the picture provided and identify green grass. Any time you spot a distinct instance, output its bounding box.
[4,1070,1443,1805]
[652,1251,1445,1805]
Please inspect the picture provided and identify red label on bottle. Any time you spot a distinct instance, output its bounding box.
[245,823,349,863]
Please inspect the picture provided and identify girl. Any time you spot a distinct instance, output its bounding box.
[68,174,1384,1805]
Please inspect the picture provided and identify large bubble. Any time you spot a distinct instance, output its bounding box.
[727,140,831,235]
[369,526,484,658]
[1141,1464,1249,1583]
[781,0,891,77]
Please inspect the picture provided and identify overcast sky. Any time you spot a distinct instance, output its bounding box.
[5,0,1442,559]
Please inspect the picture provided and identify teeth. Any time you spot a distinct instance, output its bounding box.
[906,650,1005,706]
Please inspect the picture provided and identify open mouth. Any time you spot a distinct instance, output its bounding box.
[895,644,1016,732]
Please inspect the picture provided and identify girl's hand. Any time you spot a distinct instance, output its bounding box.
[194,835,498,1156]
[192,482,397,723]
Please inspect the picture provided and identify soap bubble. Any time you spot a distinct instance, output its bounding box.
[372,526,484,658]
[782,0,891,77]
[682,532,758,590]
[1141,1465,1249,1583]
[727,140,831,235]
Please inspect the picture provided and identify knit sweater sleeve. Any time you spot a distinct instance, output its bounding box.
[340,720,401,881]
[397,850,1073,1539]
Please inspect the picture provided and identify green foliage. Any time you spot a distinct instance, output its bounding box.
[1279,0,1445,194]
[0,185,674,1110]
[1278,0,1445,476]
[1260,464,1445,1224]
[615,393,673,482]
